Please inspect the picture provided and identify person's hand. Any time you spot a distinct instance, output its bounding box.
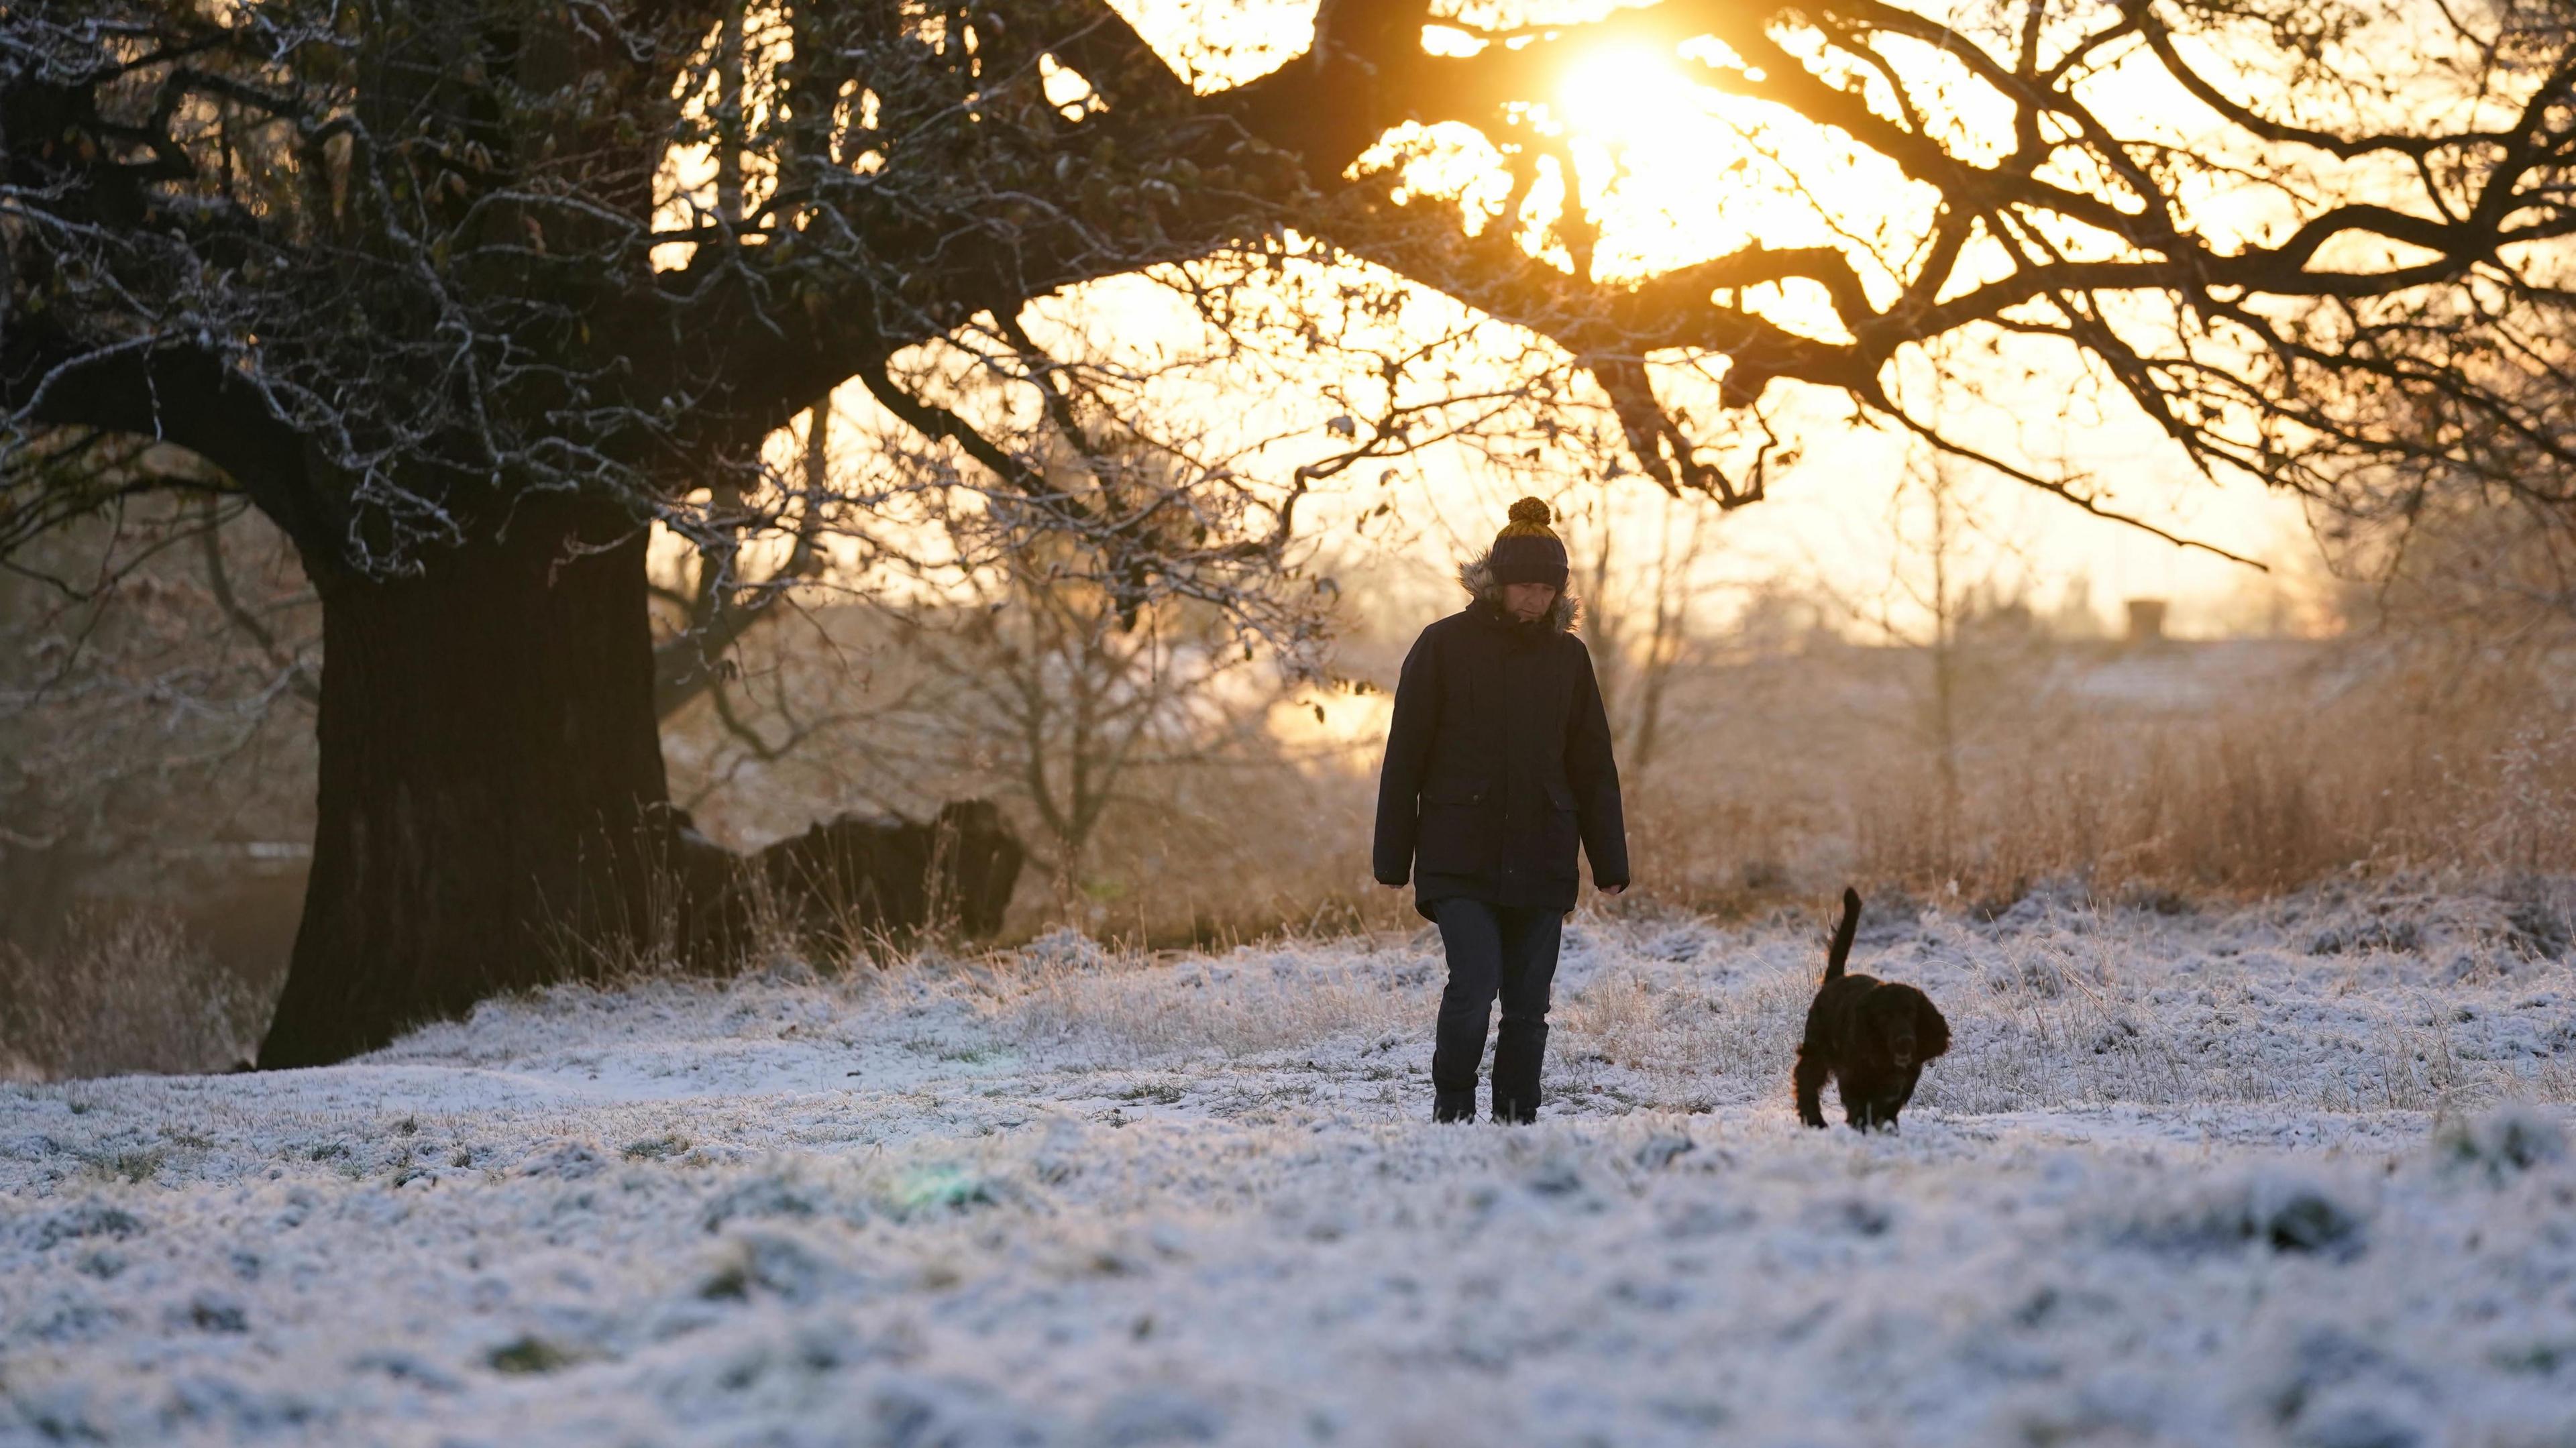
[1600,883,1627,896]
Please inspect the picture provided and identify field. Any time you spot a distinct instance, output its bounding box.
[5,886,2575,1447]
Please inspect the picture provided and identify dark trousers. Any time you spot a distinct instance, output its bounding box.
[1430,897,1564,1113]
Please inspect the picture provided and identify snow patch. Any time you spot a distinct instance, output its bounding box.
[4,888,2574,1445]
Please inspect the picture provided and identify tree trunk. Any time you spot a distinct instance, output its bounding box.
[257,499,674,1068]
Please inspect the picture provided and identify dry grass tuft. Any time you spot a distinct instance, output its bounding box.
[0,905,264,1079]
[796,634,2576,942]
[974,942,1434,1064]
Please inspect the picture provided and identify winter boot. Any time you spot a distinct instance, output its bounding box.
[1433,1089,1477,1123]
[1490,1018,1546,1124]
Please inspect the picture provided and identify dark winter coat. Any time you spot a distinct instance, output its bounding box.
[1373,553,1629,920]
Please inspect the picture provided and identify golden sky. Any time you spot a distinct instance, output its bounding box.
[666,1,2406,649]
[1096,1,2371,636]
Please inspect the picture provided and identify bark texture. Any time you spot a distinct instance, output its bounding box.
[259,500,669,1067]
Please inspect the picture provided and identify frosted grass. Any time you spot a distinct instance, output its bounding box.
[4,885,2573,1445]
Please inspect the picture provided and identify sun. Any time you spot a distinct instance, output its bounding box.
[1554,43,1708,153]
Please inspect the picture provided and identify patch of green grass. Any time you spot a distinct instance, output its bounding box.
[487,1336,577,1374]
[898,1035,998,1064]
[698,1261,751,1301]
[2489,1339,2576,1375]
[886,1162,998,1216]
[80,1148,163,1183]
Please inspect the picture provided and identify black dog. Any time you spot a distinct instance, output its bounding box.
[1794,888,1949,1130]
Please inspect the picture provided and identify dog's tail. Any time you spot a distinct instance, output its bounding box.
[1825,887,1861,981]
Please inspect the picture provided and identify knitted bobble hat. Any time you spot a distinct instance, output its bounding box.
[1489,496,1569,589]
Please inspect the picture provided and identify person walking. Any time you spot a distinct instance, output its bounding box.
[1373,497,1629,1123]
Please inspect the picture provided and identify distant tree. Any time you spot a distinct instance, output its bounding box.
[0,470,315,958]
[1570,490,1713,779]
[2324,362,2576,648]
[820,419,1283,917]
[1889,450,2017,870]
[1794,443,2015,871]
[11,0,2576,1061]
[883,562,1270,922]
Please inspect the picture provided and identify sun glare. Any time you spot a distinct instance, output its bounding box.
[1555,44,1706,151]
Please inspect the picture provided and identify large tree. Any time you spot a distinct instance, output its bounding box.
[7,0,2573,1063]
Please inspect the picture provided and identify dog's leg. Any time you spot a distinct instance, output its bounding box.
[1888,1064,1922,1122]
[1793,1046,1830,1129]
[1843,1072,1884,1131]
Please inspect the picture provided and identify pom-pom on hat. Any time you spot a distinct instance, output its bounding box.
[1489,496,1569,589]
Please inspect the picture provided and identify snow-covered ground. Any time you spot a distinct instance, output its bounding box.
[5,885,2575,1447]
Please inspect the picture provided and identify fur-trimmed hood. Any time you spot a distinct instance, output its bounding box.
[1458,550,1580,632]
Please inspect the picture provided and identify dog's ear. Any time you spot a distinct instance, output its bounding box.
[1914,992,1951,1059]
[1825,887,1861,981]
